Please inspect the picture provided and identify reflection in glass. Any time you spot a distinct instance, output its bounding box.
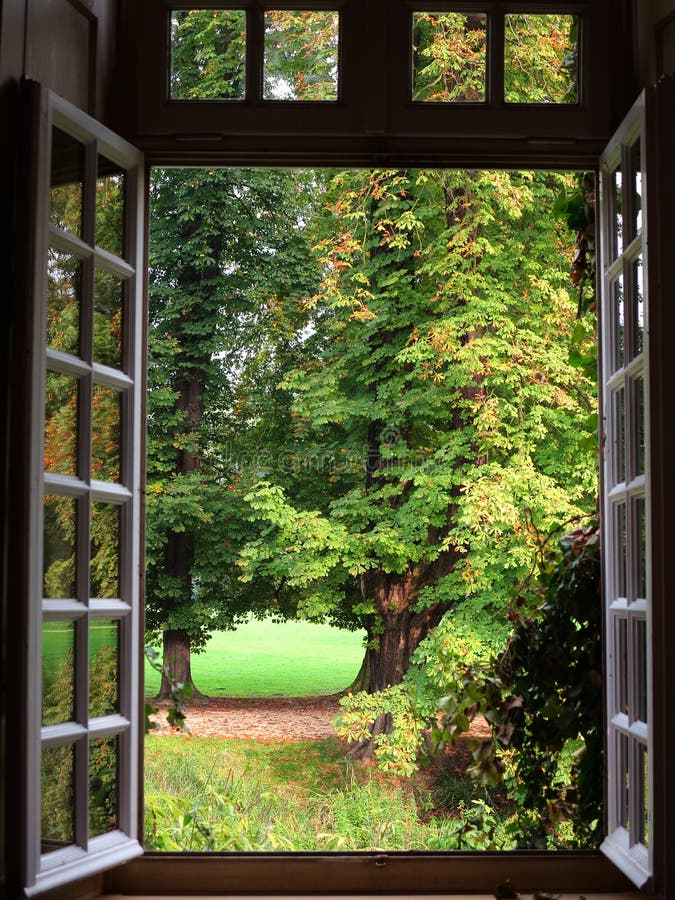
[611,168,623,259]
[633,256,644,355]
[264,10,339,100]
[639,743,649,846]
[618,733,630,831]
[44,371,79,476]
[616,617,628,716]
[41,743,75,853]
[47,249,81,355]
[94,268,124,369]
[42,620,75,726]
[43,494,77,599]
[96,156,125,258]
[634,375,645,476]
[92,386,121,482]
[89,620,120,718]
[504,14,577,103]
[171,9,246,100]
[612,274,624,371]
[89,735,119,837]
[90,503,121,599]
[630,139,643,238]
[615,501,626,599]
[636,495,646,599]
[50,127,84,236]
[412,13,486,102]
[635,619,647,723]
[613,386,625,486]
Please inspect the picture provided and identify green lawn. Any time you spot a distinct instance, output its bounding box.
[145,618,366,698]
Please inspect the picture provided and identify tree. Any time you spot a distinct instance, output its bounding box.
[146,166,325,697]
[239,168,597,753]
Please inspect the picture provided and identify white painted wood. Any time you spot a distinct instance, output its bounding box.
[599,92,652,888]
[22,84,144,895]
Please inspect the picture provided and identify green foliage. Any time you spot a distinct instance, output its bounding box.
[240,168,597,636]
[171,10,246,100]
[336,525,602,847]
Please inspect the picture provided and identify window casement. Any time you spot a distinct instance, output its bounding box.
[598,94,652,889]
[17,82,145,895]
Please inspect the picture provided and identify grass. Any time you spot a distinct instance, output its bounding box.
[144,618,366,698]
[144,734,504,852]
[42,620,117,680]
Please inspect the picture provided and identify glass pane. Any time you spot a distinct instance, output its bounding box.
[42,620,75,726]
[634,618,647,723]
[264,10,339,100]
[504,14,578,103]
[89,734,119,837]
[50,127,84,237]
[47,249,81,356]
[611,273,624,371]
[610,167,624,259]
[171,9,246,100]
[630,138,643,240]
[94,268,124,369]
[635,495,647,600]
[43,494,77,599]
[612,386,625,486]
[89,620,120,718]
[412,13,486,102]
[633,375,645,477]
[96,156,125,258]
[638,742,649,846]
[90,503,121,599]
[618,732,630,831]
[44,371,79,476]
[41,743,75,853]
[615,501,627,599]
[92,386,122,482]
[616,616,628,716]
[633,256,644,356]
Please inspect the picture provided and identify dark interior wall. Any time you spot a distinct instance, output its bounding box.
[0,1,119,891]
[638,0,675,83]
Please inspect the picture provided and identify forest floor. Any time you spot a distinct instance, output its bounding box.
[149,695,491,743]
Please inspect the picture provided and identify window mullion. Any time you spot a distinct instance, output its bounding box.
[488,7,505,106]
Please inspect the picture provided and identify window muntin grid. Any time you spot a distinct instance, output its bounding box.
[25,91,144,894]
[601,105,651,886]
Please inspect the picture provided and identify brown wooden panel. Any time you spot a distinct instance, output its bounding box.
[107,852,635,896]
[25,0,95,114]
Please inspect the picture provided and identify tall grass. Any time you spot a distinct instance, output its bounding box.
[144,735,516,852]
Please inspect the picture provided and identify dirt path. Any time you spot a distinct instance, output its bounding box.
[150,695,343,741]
[149,695,491,743]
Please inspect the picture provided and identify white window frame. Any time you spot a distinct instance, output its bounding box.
[22,85,144,896]
[598,93,652,890]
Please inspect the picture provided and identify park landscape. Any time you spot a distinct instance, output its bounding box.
[43,11,605,854]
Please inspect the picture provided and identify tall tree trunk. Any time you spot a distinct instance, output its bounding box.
[157,628,205,700]
[158,364,207,697]
[348,568,451,759]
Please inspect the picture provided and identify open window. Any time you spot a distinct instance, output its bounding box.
[17,83,145,895]
[10,5,674,895]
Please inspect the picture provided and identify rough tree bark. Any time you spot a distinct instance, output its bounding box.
[157,361,207,700]
[158,627,204,700]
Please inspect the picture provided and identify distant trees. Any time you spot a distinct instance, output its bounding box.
[145,167,325,697]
